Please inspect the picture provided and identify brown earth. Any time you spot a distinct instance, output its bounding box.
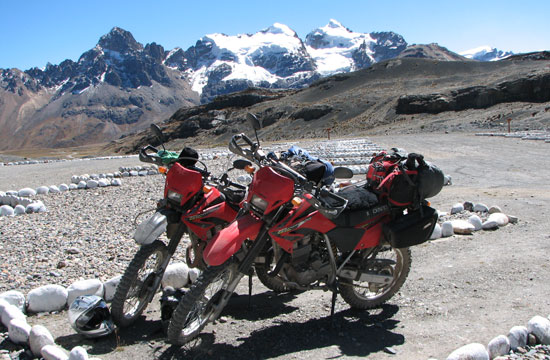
[4,131,549,360]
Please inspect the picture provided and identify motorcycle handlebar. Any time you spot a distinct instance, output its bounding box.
[139,145,164,165]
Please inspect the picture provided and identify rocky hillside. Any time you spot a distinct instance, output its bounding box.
[109,55,550,154]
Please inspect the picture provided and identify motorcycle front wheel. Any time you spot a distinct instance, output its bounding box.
[167,260,239,345]
[111,240,170,327]
[338,246,411,309]
[255,243,290,293]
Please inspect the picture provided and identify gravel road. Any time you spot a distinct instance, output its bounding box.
[1,132,549,359]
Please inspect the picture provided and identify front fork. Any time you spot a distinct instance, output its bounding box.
[149,222,187,294]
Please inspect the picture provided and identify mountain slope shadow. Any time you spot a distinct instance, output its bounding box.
[159,305,403,359]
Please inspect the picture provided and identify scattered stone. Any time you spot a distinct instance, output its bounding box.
[8,317,31,344]
[482,220,499,231]
[98,179,110,187]
[14,204,26,215]
[487,213,509,227]
[36,186,50,195]
[507,215,519,224]
[59,184,69,192]
[66,247,80,255]
[41,343,68,360]
[69,183,78,190]
[18,188,36,197]
[527,315,550,344]
[29,325,55,357]
[473,203,489,213]
[430,223,442,239]
[468,215,483,231]
[451,219,475,235]
[49,185,60,194]
[68,346,89,360]
[26,201,47,214]
[0,290,26,312]
[27,284,68,313]
[441,221,454,237]
[451,203,464,214]
[0,205,14,216]
[446,343,489,360]
[508,325,529,350]
[487,335,510,359]
[67,279,104,305]
[162,263,189,289]
[489,205,502,214]
[86,180,99,189]
[111,178,122,186]
[77,181,87,189]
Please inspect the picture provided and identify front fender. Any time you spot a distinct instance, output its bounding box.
[203,213,263,266]
[134,211,167,245]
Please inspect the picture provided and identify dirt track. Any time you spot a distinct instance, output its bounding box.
[4,132,550,359]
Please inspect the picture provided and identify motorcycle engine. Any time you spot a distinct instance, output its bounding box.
[283,232,332,286]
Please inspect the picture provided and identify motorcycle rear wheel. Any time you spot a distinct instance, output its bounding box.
[338,246,411,309]
[167,260,239,345]
[111,240,170,327]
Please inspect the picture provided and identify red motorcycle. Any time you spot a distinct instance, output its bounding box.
[167,114,441,345]
[111,124,252,327]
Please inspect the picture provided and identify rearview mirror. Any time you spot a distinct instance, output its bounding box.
[246,113,262,131]
[150,124,165,144]
[333,167,353,179]
[233,159,253,170]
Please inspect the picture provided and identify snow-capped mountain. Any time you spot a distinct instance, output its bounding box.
[459,46,514,61]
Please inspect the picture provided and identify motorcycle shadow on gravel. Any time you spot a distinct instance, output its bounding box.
[158,304,404,360]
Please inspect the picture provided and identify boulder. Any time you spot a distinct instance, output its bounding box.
[111,179,122,186]
[473,203,489,212]
[0,290,26,312]
[441,221,454,237]
[468,215,483,231]
[129,170,138,176]
[36,186,50,194]
[487,335,510,359]
[86,180,99,189]
[69,183,78,190]
[8,317,31,344]
[508,325,528,350]
[451,203,464,214]
[452,219,475,235]
[49,185,60,193]
[29,325,56,355]
[446,343,489,360]
[429,223,442,239]
[488,205,502,214]
[67,279,104,305]
[189,268,201,283]
[482,220,499,230]
[18,188,37,197]
[527,315,550,344]
[138,170,148,176]
[59,184,69,192]
[487,213,509,227]
[14,204,26,215]
[103,275,122,302]
[41,344,69,360]
[27,284,68,313]
[162,263,189,289]
[1,303,26,327]
[26,201,47,214]
[98,179,110,187]
[77,181,87,189]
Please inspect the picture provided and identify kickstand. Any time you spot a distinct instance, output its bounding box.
[330,286,338,328]
[248,271,253,309]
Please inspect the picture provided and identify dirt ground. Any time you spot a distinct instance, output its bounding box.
[4,132,550,359]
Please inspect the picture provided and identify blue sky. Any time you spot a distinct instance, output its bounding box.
[1,0,548,70]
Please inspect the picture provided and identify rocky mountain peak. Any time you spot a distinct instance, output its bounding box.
[263,23,298,38]
[98,27,143,53]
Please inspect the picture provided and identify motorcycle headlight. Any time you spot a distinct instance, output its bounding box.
[167,190,183,203]
[250,194,268,212]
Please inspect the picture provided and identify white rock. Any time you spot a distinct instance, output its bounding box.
[77,181,87,189]
[487,335,510,359]
[468,215,483,231]
[527,315,550,344]
[129,170,138,176]
[0,298,8,317]
[86,180,99,189]
[69,183,78,190]
[446,343,489,360]
[1,303,26,327]
[487,213,509,227]
[162,263,189,289]
[49,185,60,193]
[8,317,31,344]
[14,204,26,215]
[26,201,47,214]
[5,190,18,196]
[41,344,68,360]
[189,268,201,283]
[451,203,464,214]
[27,284,68,313]
[0,205,14,216]
[71,175,80,184]
[488,205,502,214]
[111,178,122,186]
[98,179,110,187]
[429,223,441,239]
[482,220,499,230]
[507,215,519,224]
[36,186,50,194]
[29,325,54,356]
[122,171,130,177]
[18,188,37,197]
[473,203,489,212]
[103,275,122,302]
[68,346,89,360]
[441,221,454,237]
[451,220,475,235]
[90,174,99,180]
[138,170,148,176]
[0,290,26,312]
[508,325,528,350]
[59,184,69,192]
[67,279,104,305]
